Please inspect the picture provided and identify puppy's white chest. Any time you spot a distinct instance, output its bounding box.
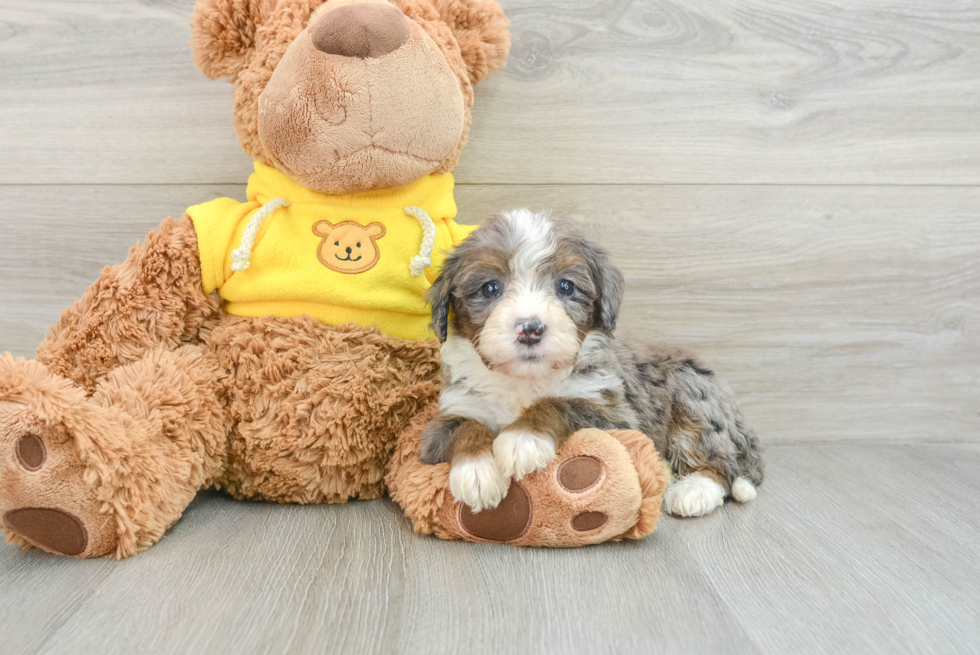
[440,369,560,432]
[438,337,567,432]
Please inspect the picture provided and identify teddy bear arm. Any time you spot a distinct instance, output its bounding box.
[388,406,669,547]
[36,215,221,393]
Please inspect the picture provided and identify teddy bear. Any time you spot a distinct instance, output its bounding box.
[0,0,667,559]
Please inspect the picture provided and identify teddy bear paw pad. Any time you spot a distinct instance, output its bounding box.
[457,481,532,542]
[0,401,116,558]
[556,456,604,492]
[15,433,47,470]
[440,428,651,547]
[570,511,608,532]
[4,507,88,556]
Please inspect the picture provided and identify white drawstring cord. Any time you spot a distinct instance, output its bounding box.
[404,205,436,277]
[230,197,291,272]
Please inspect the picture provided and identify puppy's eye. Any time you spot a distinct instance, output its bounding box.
[557,279,575,296]
[481,280,501,298]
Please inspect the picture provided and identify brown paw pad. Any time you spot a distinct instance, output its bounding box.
[557,456,604,492]
[15,433,46,471]
[571,511,608,532]
[458,481,532,543]
[4,508,88,556]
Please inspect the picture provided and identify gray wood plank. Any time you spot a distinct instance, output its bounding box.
[1,183,977,444]
[683,444,980,654]
[23,500,408,655]
[1,443,978,654]
[2,0,979,185]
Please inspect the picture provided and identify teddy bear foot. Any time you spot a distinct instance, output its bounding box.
[0,401,118,557]
[0,361,120,558]
[437,429,667,546]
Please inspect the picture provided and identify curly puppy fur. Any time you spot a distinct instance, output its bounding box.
[419,211,764,517]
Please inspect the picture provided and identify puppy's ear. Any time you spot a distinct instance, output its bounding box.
[190,0,275,80]
[587,245,625,332]
[426,254,458,342]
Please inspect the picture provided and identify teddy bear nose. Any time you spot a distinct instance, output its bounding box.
[311,4,412,59]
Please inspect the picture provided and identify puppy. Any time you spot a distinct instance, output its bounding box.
[419,210,764,517]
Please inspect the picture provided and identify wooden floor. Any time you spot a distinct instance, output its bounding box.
[1,0,978,653]
[2,444,979,654]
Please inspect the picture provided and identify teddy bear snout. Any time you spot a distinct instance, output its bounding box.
[312,4,412,59]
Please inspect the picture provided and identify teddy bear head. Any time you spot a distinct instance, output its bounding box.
[191,0,510,195]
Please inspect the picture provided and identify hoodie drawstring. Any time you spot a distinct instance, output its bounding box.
[231,197,291,272]
[404,205,436,277]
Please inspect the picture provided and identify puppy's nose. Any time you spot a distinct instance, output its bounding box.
[516,320,546,346]
[311,4,412,59]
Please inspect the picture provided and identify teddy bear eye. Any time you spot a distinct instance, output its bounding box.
[334,241,339,246]
[356,242,361,248]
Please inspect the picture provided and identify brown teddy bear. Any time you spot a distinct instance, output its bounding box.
[0,0,666,559]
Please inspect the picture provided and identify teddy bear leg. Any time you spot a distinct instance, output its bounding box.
[35,215,220,394]
[209,317,442,504]
[0,345,228,558]
[387,407,668,547]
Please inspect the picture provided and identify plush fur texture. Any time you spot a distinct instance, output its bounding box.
[190,0,510,193]
[36,217,221,393]
[419,210,764,517]
[0,0,667,557]
[2,216,442,558]
[210,315,441,503]
[0,0,505,559]
[256,2,466,193]
[387,404,668,545]
[0,346,228,558]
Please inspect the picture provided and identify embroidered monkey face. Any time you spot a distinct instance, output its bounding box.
[312,220,386,274]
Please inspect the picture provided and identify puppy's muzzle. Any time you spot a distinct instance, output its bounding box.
[516,319,546,346]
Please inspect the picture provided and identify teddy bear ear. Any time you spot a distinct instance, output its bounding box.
[190,0,275,80]
[312,220,335,236]
[428,0,511,86]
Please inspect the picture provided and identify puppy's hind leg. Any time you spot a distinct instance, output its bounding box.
[661,360,764,518]
[662,423,727,518]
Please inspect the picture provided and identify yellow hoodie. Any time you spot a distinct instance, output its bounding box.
[187,162,475,340]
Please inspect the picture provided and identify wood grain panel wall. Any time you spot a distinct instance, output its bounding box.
[1,184,976,443]
[0,0,978,184]
[0,0,976,443]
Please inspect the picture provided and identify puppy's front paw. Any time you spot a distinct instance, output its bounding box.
[493,429,557,481]
[663,473,725,517]
[449,452,509,513]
